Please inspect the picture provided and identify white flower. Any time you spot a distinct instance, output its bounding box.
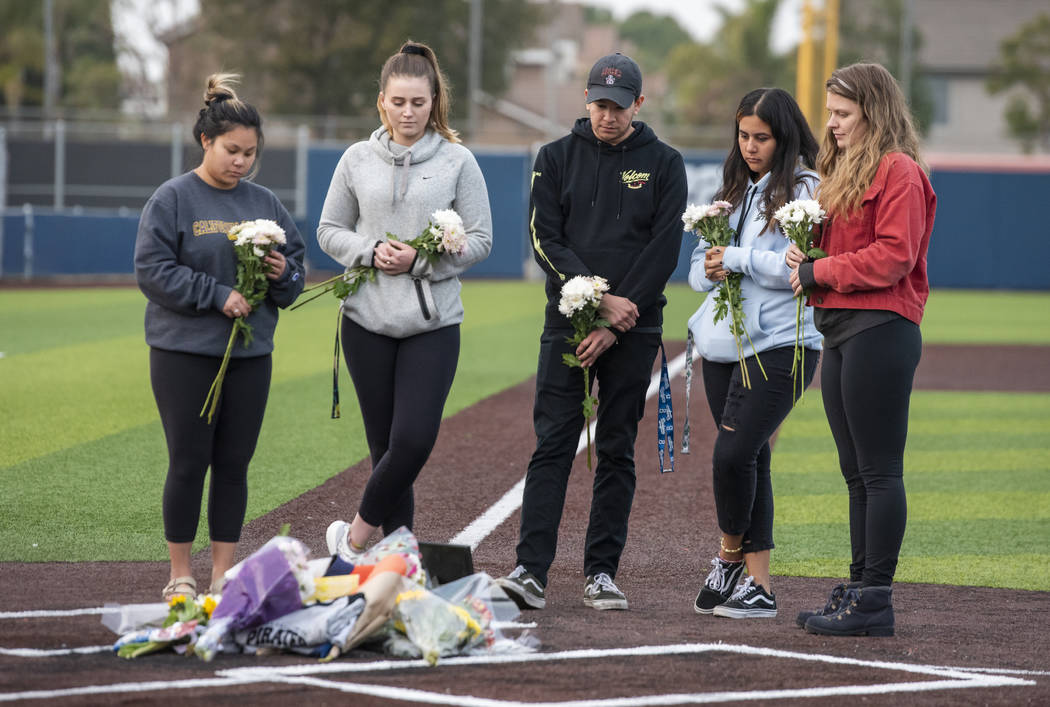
[682,203,707,231]
[428,209,468,256]
[775,199,825,227]
[558,275,607,316]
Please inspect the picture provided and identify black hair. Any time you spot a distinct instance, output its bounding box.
[192,73,264,168]
[715,88,818,230]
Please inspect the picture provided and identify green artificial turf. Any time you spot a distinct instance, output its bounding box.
[771,391,1050,590]
[1,284,1048,592]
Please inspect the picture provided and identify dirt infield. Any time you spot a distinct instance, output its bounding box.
[2,343,1048,705]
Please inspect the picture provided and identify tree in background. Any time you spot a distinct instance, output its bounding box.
[617,10,693,70]
[986,12,1050,154]
[0,1,121,115]
[187,0,545,123]
[664,0,791,146]
[838,0,932,133]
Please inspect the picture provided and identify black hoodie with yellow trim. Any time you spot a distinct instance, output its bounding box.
[530,117,688,332]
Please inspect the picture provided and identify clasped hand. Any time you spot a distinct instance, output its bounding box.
[374,240,416,275]
[705,246,729,282]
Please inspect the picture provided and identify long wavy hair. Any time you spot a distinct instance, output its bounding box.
[376,40,459,144]
[817,62,926,217]
[715,88,818,232]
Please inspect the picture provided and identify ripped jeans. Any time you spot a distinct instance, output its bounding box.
[701,346,818,553]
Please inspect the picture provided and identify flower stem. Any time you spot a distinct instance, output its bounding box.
[200,321,239,424]
[584,370,593,471]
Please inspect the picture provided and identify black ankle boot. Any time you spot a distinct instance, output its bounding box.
[804,585,894,637]
[795,581,861,628]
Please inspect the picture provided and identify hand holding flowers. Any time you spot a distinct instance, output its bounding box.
[773,198,826,401]
[558,275,610,471]
[682,202,766,388]
[201,219,286,423]
[291,209,468,310]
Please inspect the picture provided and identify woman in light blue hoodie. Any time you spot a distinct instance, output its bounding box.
[318,41,493,561]
[687,88,821,619]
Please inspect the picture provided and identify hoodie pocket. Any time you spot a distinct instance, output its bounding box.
[413,277,439,322]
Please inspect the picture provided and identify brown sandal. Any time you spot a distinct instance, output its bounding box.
[162,575,197,601]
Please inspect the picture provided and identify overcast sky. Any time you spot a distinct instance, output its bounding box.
[582,0,802,52]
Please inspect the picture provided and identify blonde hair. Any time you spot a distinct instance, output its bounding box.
[376,41,460,144]
[817,63,925,217]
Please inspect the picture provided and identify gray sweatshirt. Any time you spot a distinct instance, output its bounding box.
[134,172,306,357]
[317,127,493,338]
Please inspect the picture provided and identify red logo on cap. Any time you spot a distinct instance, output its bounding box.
[601,67,622,85]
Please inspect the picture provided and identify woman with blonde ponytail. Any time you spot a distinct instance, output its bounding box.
[318,41,492,561]
[786,62,936,637]
[134,73,306,600]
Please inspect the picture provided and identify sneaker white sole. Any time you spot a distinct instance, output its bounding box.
[712,606,777,618]
[325,520,347,556]
[583,597,628,611]
[495,578,546,609]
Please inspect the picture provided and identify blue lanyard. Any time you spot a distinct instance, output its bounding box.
[657,342,675,473]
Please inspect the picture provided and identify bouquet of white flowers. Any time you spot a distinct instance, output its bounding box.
[201,219,286,424]
[682,202,765,388]
[773,198,827,401]
[558,275,610,471]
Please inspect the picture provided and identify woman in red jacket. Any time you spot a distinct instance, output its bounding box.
[786,62,936,637]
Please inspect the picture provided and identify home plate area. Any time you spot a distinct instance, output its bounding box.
[216,643,1038,705]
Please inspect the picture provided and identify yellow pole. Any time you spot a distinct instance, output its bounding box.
[796,0,816,133]
[823,0,840,90]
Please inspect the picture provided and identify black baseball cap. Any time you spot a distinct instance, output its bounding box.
[586,53,643,108]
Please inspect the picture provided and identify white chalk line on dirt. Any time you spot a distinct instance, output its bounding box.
[1,642,1037,704]
[450,351,688,551]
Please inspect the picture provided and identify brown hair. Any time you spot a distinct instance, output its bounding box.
[816,62,925,217]
[377,41,459,144]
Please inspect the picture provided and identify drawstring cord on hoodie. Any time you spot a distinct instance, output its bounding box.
[590,143,628,220]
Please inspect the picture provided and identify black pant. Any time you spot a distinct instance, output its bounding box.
[516,329,660,585]
[702,346,818,552]
[150,348,271,544]
[341,317,459,535]
[821,318,921,587]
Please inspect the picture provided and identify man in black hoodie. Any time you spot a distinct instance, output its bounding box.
[497,53,688,611]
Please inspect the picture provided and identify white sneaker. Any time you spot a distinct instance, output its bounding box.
[325,520,364,563]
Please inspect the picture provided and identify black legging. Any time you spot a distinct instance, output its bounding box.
[150,348,271,544]
[340,316,459,535]
[820,318,921,587]
[702,346,818,553]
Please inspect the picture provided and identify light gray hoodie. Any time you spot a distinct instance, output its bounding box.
[317,127,493,338]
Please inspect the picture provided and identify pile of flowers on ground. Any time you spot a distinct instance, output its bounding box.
[106,528,533,665]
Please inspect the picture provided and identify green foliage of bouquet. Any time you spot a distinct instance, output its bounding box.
[774,198,827,402]
[201,219,286,423]
[682,201,766,388]
[558,275,610,471]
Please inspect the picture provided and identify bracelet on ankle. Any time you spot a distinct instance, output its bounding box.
[719,537,743,555]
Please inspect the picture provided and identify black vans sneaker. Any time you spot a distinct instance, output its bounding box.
[694,556,745,614]
[495,565,546,609]
[712,576,777,618]
[583,572,628,610]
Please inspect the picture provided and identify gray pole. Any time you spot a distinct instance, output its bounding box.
[468,0,482,142]
[171,121,183,179]
[54,119,65,209]
[294,124,308,220]
[899,0,914,101]
[23,204,34,280]
[43,0,60,119]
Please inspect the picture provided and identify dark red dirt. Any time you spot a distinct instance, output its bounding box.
[2,343,1048,705]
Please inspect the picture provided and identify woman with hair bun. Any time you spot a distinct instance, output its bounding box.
[134,73,306,600]
[318,41,492,561]
[788,62,936,637]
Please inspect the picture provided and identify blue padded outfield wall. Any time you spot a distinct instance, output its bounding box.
[2,150,1048,289]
